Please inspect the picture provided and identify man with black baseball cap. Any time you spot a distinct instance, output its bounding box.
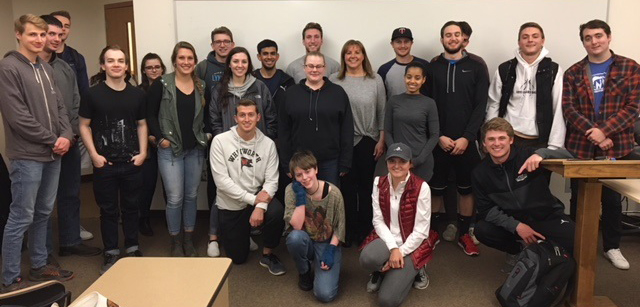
[378,27,430,97]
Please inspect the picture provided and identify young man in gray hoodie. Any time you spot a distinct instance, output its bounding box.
[0,14,74,292]
[210,99,285,275]
[38,15,102,263]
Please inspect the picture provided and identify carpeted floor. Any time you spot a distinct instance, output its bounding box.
[29,212,638,307]
[6,178,640,307]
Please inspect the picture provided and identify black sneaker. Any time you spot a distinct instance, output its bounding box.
[100,253,119,275]
[1,277,29,294]
[298,269,313,291]
[125,249,143,257]
[59,243,102,257]
[259,253,286,276]
[29,264,74,282]
[366,271,383,293]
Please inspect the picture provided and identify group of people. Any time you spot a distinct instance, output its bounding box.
[0,11,638,307]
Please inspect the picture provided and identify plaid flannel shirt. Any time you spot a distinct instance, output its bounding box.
[562,52,640,159]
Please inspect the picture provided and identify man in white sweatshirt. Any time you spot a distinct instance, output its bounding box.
[210,98,285,275]
[486,22,566,150]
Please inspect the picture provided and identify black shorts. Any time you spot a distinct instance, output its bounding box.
[429,141,481,196]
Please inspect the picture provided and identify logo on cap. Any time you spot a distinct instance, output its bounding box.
[394,146,402,152]
[399,28,406,34]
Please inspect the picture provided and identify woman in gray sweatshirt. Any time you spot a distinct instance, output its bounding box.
[329,40,386,246]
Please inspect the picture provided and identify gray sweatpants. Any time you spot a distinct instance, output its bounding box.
[360,238,420,307]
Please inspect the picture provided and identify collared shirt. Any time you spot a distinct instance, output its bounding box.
[371,174,431,256]
[562,52,640,159]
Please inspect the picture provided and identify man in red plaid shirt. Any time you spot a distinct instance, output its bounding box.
[563,19,640,270]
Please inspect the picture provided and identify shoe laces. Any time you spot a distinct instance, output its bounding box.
[460,234,474,247]
[42,265,63,276]
[370,271,381,283]
[266,253,281,264]
[607,249,626,261]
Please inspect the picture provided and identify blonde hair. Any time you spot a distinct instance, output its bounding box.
[14,14,48,34]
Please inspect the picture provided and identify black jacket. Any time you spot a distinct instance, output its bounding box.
[429,54,489,142]
[252,69,295,112]
[278,77,354,173]
[472,146,570,233]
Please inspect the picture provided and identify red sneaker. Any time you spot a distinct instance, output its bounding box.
[427,230,440,249]
[458,234,480,256]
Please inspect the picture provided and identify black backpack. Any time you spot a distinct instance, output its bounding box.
[496,240,575,307]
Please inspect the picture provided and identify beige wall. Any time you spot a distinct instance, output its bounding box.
[609,0,640,61]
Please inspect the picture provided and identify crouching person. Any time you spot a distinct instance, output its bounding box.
[359,143,434,307]
[472,118,575,266]
[284,151,345,302]
[210,99,285,274]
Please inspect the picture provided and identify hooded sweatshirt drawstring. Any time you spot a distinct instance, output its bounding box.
[308,88,321,131]
[31,62,53,132]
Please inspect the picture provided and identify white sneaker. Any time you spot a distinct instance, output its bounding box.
[442,223,457,242]
[207,241,220,257]
[249,237,258,252]
[604,248,630,270]
[80,226,94,240]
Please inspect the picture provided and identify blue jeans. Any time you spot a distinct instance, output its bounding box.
[317,159,340,187]
[286,230,341,303]
[157,147,204,235]
[47,144,82,253]
[2,159,61,285]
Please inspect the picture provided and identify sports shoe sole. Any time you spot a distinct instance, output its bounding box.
[458,242,479,256]
[413,279,430,290]
[603,252,630,270]
[259,261,286,276]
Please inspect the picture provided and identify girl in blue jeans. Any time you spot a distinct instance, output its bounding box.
[146,42,210,256]
[284,151,346,303]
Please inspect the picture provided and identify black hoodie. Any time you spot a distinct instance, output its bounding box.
[429,54,489,142]
[278,77,354,173]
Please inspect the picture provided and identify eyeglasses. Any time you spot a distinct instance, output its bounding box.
[213,40,232,46]
[144,65,162,71]
[304,64,325,70]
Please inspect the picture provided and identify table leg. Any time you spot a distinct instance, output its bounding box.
[569,179,601,307]
[567,179,619,307]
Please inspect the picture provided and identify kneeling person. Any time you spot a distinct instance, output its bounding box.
[472,118,575,263]
[284,151,345,303]
[359,143,434,307]
[210,99,285,275]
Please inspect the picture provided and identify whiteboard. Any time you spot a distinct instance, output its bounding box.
[175,0,608,76]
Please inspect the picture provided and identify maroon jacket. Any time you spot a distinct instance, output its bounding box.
[562,52,640,159]
[360,173,434,270]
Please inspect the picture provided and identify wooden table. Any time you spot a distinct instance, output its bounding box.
[600,179,640,203]
[542,159,640,307]
[71,257,232,307]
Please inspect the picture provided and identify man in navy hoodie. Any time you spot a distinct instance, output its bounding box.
[428,21,488,256]
[0,14,74,292]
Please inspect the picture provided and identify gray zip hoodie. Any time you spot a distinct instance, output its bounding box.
[0,51,72,161]
[48,53,80,136]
